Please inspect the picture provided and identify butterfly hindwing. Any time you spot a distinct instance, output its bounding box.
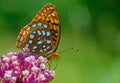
[16,3,60,56]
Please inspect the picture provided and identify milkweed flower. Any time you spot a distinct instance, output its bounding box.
[0,52,55,83]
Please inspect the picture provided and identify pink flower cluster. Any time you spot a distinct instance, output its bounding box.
[0,52,55,83]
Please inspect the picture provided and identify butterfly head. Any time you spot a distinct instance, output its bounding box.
[46,52,60,60]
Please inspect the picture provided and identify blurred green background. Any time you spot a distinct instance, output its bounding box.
[0,0,120,83]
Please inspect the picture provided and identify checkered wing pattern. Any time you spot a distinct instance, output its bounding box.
[16,3,60,57]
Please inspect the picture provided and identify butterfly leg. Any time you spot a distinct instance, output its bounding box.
[47,60,59,70]
[53,60,59,70]
[47,60,52,70]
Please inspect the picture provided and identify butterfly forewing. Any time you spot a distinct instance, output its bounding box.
[16,3,60,56]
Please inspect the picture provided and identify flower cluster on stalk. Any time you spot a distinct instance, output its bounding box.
[0,51,55,83]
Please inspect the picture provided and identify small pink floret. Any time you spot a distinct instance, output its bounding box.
[0,52,55,83]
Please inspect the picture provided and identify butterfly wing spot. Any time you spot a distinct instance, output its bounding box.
[40,49,44,52]
[37,30,41,35]
[41,13,44,16]
[53,33,58,38]
[51,13,55,17]
[43,24,48,28]
[24,44,29,48]
[26,27,31,31]
[43,48,47,51]
[47,46,50,49]
[37,40,43,45]
[42,30,45,36]
[55,19,59,24]
[43,45,46,48]
[32,46,37,49]
[46,17,50,21]
[44,10,47,13]
[33,31,36,34]
[46,40,51,44]
[37,22,42,26]
[32,50,35,52]
[46,8,50,10]
[32,24,37,28]
[30,34,35,39]
[50,7,54,10]
[47,49,54,54]
[29,40,33,44]
[46,31,50,36]
[22,31,26,36]
[20,37,24,41]
[19,42,22,46]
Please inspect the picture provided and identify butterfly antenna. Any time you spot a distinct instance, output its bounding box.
[59,47,79,54]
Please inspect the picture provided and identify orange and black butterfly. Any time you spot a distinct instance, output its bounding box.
[16,3,61,60]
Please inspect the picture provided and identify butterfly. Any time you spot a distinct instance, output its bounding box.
[16,3,61,60]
